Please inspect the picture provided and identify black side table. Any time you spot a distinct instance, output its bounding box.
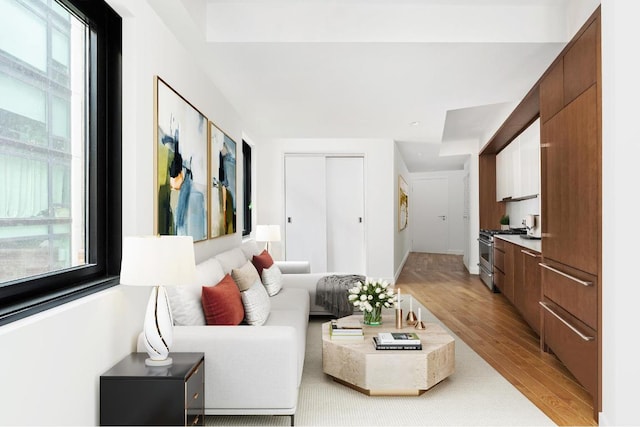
[100,352,204,426]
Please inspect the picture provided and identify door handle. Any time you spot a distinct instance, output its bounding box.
[287,217,292,223]
[358,217,363,223]
[438,215,446,220]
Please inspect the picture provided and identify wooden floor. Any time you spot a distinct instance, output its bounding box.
[396,252,597,426]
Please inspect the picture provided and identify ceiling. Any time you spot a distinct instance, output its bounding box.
[148,0,600,172]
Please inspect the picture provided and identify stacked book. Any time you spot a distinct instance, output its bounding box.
[373,332,422,350]
[329,319,364,341]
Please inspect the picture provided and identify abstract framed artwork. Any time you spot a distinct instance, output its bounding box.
[399,175,409,231]
[154,76,209,242]
[209,121,237,238]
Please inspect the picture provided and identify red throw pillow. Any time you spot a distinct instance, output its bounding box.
[201,274,245,325]
[252,250,274,277]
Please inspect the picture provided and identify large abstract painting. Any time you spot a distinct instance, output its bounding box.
[399,175,408,231]
[154,76,208,242]
[210,121,236,238]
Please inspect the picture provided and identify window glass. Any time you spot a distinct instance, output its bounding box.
[0,0,86,284]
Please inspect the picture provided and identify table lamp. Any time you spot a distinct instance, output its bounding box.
[119,235,197,366]
[255,224,281,253]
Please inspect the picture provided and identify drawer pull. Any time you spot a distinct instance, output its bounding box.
[521,249,540,258]
[193,392,200,400]
[539,302,595,342]
[192,415,200,426]
[539,263,592,286]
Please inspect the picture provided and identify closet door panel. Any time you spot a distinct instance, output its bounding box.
[284,156,327,272]
[326,157,365,274]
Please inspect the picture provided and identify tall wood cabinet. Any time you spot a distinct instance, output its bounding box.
[539,11,601,415]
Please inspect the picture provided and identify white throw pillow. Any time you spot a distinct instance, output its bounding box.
[168,258,225,326]
[231,261,261,292]
[261,264,283,296]
[168,285,205,326]
[241,280,271,326]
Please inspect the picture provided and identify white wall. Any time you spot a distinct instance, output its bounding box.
[0,1,251,425]
[600,1,640,425]
[505,197,540,228]
[394,143,411,281]
[410,170,466,255]
[256,138,396,282]
[464,156,480,274]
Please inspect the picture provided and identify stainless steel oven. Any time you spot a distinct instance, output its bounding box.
[477,228,526,292]
[478,232,494,291]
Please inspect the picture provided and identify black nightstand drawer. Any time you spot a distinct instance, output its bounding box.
[100,353,205,426]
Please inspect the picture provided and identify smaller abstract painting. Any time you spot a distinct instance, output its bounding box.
[210,122,237,238]
[399,175,409,231]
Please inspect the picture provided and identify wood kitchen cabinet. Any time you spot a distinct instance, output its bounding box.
[520,248,542,335]
[539,58,563,123]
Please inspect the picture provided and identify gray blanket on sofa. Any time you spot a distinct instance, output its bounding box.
[316,274,366,317]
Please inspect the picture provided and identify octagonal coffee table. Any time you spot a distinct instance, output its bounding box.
[322,314,455,396]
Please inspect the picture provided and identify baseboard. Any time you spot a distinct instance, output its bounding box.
[447,249,464,256]
[394,250,410,284]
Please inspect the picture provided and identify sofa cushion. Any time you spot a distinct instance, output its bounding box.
[231,261,261,292]
[241,280,271,326]
[215,248,247,274]
[252,250,274,277]
[241,239,262,259]
[261,264,283,296]
[270,287,310,315]
[202,274,244,325]
[168,285,206,326]
[196,258,225,285]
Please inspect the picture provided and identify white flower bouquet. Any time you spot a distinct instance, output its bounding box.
[347,278,396,325]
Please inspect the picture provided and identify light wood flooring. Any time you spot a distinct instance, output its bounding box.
[396,252,597,426]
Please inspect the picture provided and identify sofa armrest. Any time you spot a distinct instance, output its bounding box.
[275,260,310,274]
[137,325,299,411]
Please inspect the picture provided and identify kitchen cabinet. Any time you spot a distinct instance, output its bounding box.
[495,119,540,201]
[520,248,542,335]
[540,58,564,123]
[563,20,597,105]
[541,86,599,275]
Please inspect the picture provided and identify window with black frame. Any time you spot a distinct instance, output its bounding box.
[242,140,252,237]
[0,0,122,325]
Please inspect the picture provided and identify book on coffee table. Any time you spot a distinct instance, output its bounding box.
[372,337,422,350]
[377,332,421,345]
[330,319,364,340]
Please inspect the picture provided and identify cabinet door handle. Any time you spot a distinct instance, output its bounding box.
[539,302,595,342]
[192,415,200,426]
[193,392,200,400]
[520,249,540,258]
[538,263,593,287]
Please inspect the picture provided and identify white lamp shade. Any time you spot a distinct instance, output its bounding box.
[255,225,281,242]
[120,235,197,287]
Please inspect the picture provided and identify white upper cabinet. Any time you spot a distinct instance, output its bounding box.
[496,118,540,201]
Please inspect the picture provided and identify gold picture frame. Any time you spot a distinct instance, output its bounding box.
[153,76,209,242]
[399,175,409,231]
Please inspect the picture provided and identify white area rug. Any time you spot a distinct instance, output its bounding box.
[207,303,555,426]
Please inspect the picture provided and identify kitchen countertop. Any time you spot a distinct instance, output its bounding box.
[495,234,542,253]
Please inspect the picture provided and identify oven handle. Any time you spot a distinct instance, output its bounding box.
[477,238,493,247]
[477,264,493,277]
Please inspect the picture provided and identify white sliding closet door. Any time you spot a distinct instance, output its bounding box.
[285,155,365,274]
[285,156,327,272]
[326,157,365,274]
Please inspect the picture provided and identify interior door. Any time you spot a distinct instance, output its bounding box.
[284,156,327,272]
[412,177,449,254]
[463,173,470,267]
[326,157,365,274]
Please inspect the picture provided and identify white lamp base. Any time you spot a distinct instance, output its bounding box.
[142,286,175,366]
[145,356,173,367]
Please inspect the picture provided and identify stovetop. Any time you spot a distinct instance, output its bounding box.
[480,228,527,236]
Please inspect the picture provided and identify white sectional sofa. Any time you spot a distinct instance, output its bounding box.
[136,239,331,424]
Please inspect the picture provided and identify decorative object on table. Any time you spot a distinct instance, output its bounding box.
[500,214,510,230]
[406,294,417,326]
[347,278,396,326]
[395,287,403,329]
[398,175,409,231]
[154,76,208,242]
[415,307,426,330]
[255,224,281,253]
[120,235,197,366]
[210,121,237,239]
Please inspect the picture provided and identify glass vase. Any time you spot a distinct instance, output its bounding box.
[363,305,382,326]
